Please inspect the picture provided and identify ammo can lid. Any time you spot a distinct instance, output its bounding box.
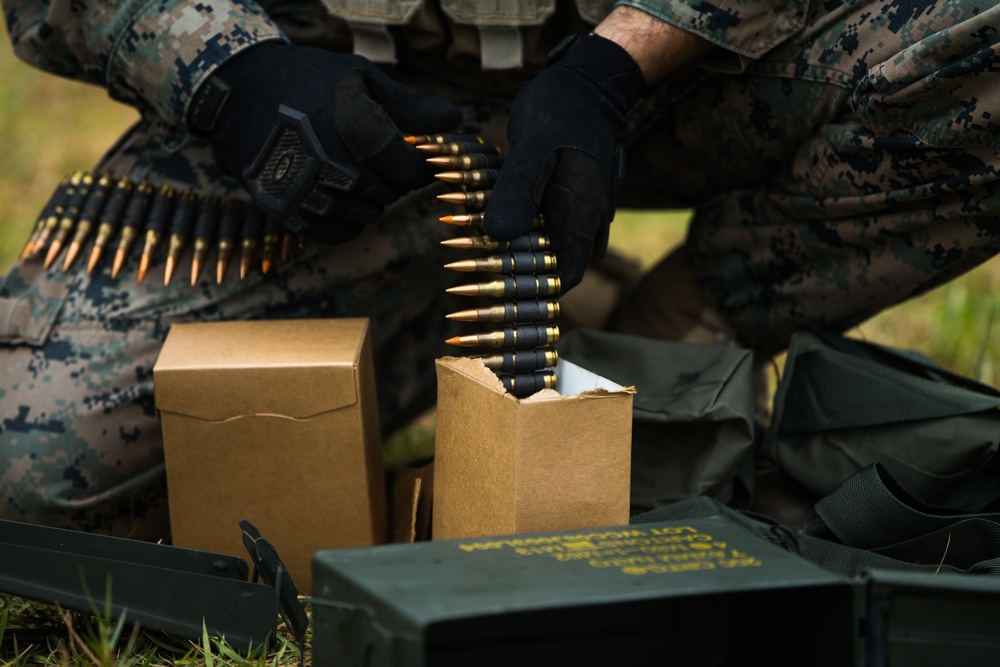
[312,515,849,628]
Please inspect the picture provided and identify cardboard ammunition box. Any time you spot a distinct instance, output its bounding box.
[153,319,386,591]
[432,356,634,541]
[311,516,857,666]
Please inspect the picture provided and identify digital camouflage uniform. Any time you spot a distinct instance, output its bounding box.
[1,0,998,539]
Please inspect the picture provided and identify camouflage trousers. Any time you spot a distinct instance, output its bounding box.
[3,1,1000,538]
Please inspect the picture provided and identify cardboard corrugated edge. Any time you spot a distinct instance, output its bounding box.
[443,355,636,399]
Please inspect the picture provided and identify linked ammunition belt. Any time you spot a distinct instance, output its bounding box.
[19,171,301,286]
[413,134,560,398]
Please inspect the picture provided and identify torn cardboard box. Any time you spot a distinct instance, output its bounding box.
[153,318,386,591]
[433,356,635,540]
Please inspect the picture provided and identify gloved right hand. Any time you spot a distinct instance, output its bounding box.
[482,34,645,293]
[187,41,463,244]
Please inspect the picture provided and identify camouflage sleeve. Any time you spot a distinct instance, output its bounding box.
[615,0,807,58]
[2,0,286,126]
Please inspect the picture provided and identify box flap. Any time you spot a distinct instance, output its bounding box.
[433,357,520,539]
[552,358,628,395]
[153,319,367,420]
[438,356,633,400]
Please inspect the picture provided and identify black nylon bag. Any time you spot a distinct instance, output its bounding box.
[632,463,1000,578]
[557,329,756,514]
[763,331,1000,509]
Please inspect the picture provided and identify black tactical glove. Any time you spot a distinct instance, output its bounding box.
[188,41,463,243]
[483,34,646,291]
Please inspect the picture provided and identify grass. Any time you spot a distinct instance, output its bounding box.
[1,22,998,667]
[0,593,308,666]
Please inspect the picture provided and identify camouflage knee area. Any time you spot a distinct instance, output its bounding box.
[619,2,1000,354]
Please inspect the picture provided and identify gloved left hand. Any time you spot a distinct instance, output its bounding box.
[483,33,646,291]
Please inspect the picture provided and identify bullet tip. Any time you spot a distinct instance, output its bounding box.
[443,260,476,272]
[62,243,81,273]
[445,284,479,296]
[445,336,463,346]
[444,309,477,322]
[43,241,63,270]
[111,257,124,279]
[434,172,463,184]
[190,258,202,287]
[164,257,175,286]
[436,193,466,204]
[137,254,150,283]
[86,247,101,275]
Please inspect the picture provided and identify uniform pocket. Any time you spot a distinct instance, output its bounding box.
[852,7,1000,151]
[0,261,71,346]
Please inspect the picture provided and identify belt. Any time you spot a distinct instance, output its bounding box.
[19,171,302,287]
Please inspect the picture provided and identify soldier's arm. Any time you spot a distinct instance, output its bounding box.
[610,0,808,70]
[592,6,716,84]
[1,0,285,125]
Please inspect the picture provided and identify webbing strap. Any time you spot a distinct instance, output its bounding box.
[809,464,1000,566]
[478,26,523,70]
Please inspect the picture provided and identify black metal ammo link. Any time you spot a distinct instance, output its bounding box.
[417,134,560,398]
[20,171,301,286]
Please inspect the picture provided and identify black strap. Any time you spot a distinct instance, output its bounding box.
[187,76,232,135]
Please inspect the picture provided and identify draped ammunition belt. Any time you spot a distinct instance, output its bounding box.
[19,172,302,286]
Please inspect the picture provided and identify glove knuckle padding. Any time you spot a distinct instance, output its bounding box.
[204,42,461,241]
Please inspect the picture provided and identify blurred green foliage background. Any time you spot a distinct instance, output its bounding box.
[0,29,137,270]
[0,29,996,386]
